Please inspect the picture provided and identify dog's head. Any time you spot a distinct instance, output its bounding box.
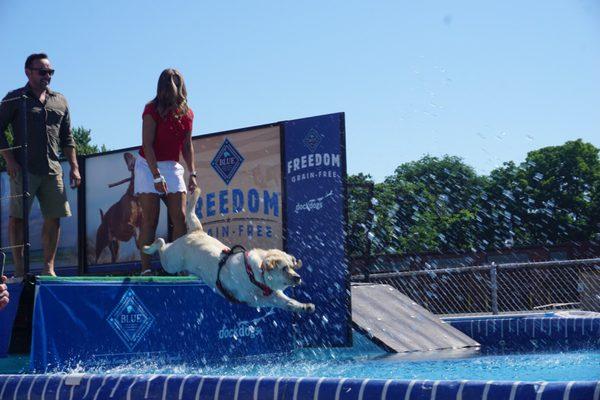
[260,249,303,291]
[124,152,136,172]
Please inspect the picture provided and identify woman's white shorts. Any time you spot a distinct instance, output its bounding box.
[134,156,186,195]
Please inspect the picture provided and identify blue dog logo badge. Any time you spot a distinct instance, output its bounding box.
[303,128,323,152]
[211,139,244,185]
[107,289,155,350]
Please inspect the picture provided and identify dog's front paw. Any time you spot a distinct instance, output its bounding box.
[303,303,316,313]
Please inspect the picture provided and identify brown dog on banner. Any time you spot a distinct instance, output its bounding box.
[95,152,142,263]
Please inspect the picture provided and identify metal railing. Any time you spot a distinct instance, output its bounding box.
[351,258,600,315]
[0,94,30,277]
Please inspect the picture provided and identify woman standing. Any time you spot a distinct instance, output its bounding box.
[135,69,197,275]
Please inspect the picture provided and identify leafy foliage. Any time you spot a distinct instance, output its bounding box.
[70,126,109,156]
[348,140,600,257]
[0,125,14,171]
[0,125,108,170]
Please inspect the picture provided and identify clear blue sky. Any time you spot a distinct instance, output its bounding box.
[1,1,598,182]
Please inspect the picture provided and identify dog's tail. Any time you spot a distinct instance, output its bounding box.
[143,238,166,255]
[186,187,203,233]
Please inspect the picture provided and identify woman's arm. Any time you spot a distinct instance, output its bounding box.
[181,131,197,191]
[142,114,167,193]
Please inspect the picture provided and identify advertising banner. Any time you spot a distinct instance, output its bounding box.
[30,277,293,371]
[85,149,168,268]
[191,125,283,250]
[0,161,78,275]
[283,113,350,347]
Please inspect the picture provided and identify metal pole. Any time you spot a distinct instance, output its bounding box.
[490,262,499,314]
[364,182,375,258]
[19,95,30,275]
[362,182,375,282]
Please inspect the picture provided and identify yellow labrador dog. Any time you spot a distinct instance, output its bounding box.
[143,188,315,313]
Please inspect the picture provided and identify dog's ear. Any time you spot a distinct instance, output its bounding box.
[262,256,279,271]
[124,152,136,169]
[293,258,302,269]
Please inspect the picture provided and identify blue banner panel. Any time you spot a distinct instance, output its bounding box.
[0,282,23,357]
[30,278,293,372]
[283,113,351,347]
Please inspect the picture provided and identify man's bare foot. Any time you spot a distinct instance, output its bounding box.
[41,269,57,277]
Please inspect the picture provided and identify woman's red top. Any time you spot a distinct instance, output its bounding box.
[139,102,194,162]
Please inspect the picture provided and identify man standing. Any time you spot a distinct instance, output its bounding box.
[0,53,81,277]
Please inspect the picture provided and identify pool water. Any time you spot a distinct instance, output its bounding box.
[2,347,598,382]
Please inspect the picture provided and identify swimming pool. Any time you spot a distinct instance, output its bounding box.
[1,336,599,381]
[1,320,599,399]
[1,277,599,399]
[0,350,598,399]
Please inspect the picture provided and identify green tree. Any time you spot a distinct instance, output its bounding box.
[0,125,14,171]
[1,125,108,171]
[480,161,531,249]
[347,173,375,257]
[482,140,600,248]
[384,155,486,254]
[69,126,109,156]
[346,140,600,260]
[348,155,488,258]
[519,139,600,245]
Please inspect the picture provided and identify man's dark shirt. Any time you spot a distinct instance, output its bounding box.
[0,85,76,175]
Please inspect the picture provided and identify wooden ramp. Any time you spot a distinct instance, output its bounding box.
[352,283,480,353]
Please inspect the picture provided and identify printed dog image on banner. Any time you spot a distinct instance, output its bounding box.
[0,161,78,275]
[191,126,283,250]
[85,149,168,266]
[94,152,141,263]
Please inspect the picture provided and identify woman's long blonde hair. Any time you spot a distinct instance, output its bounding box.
[152,68,189,118]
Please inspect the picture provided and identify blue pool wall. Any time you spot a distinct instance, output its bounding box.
[445,313,600,351]
[29,278,296,372]
[1,314,599,399]
[0,374,598,400]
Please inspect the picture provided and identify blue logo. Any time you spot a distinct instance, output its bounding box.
[107,289,155,350]
[303,128,323,152]
[211,139,244,185]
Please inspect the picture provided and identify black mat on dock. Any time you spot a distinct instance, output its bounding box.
[352,283,480,353]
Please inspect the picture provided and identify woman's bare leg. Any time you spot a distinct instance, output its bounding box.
[167,192,187,240]
[139,193,160,273]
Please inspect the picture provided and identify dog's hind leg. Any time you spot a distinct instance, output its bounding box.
[186,188,203,233]
[95,211,109,263]
[142,238,182,274]
[109,240,120,264]
[142,238,166,255]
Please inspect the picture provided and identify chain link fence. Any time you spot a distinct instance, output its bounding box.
[351,258,600,315]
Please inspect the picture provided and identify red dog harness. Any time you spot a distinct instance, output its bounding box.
[216,245,273,303]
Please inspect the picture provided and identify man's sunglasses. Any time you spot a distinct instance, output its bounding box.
[30,68,55,77]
